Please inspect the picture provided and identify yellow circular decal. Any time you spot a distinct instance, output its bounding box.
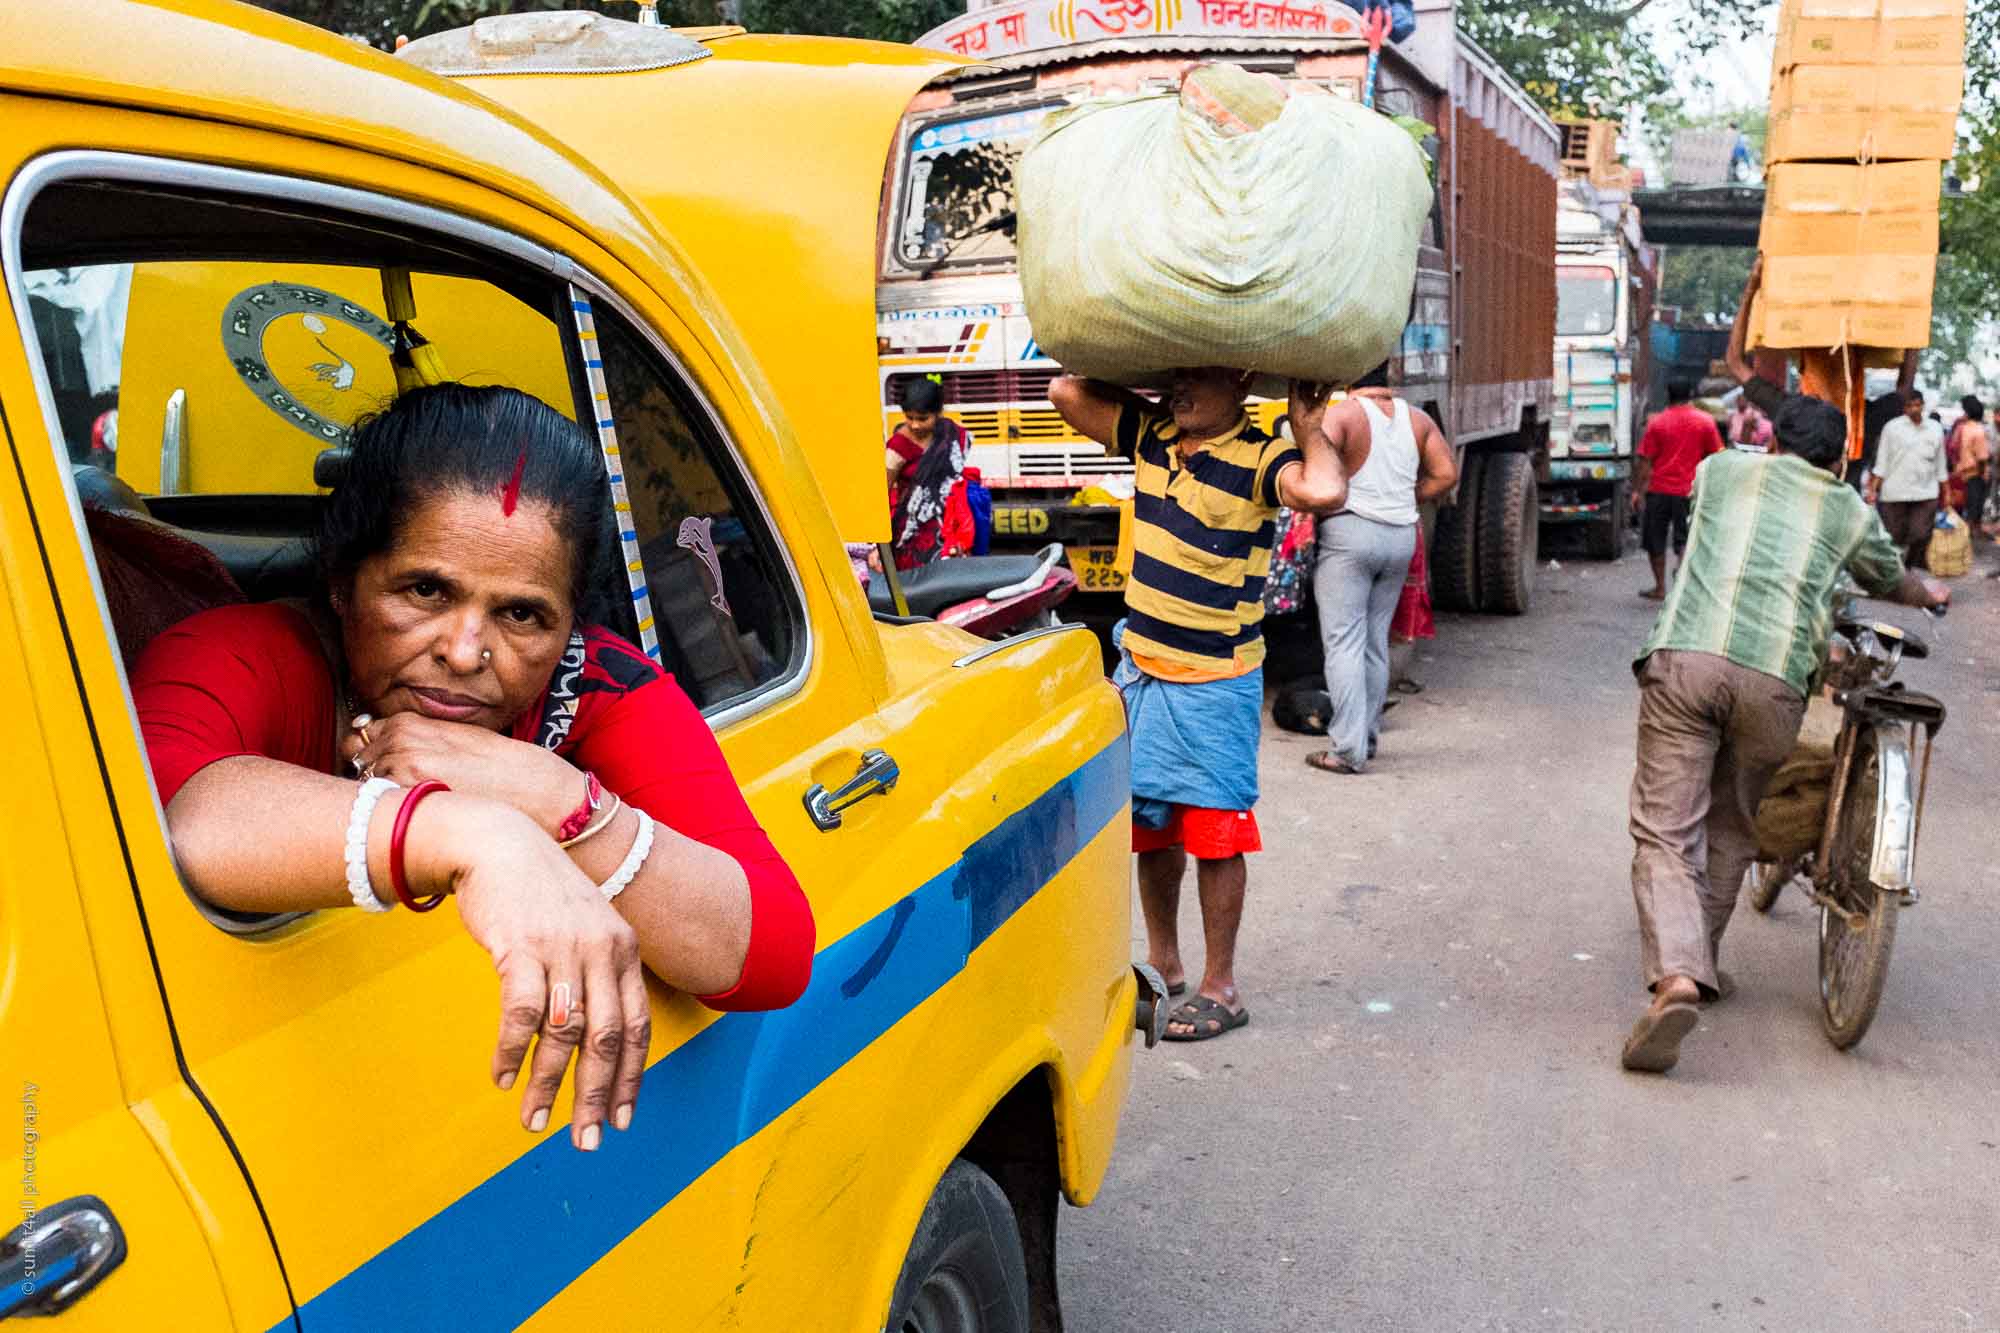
[221,283,397,442]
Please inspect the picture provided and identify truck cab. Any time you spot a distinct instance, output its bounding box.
[880,0,1557,623]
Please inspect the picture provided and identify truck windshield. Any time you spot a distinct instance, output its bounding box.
[1557,266,1617,336]
[895,104,1059,271]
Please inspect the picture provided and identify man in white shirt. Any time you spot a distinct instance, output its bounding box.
[1867,388,1948,566]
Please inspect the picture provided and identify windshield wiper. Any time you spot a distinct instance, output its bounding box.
[914,211,1017,273]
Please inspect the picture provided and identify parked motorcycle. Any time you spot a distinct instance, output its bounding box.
[867,542,1076,639]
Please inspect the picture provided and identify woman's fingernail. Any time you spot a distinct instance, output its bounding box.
[530,1107,549,1133]
[614,1104,632,1131]
[498,1072,515,1091]
[581,1123,601,1152]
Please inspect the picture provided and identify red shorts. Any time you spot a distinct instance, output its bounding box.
[1131,806,1262,859]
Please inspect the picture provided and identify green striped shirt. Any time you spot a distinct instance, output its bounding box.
[1639,450,1906,697]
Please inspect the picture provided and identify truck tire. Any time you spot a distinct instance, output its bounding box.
[1430,451,1482,612]
[1477,451,1538,615]
[886,1160,1031,1333]
[1584,480,1628,560]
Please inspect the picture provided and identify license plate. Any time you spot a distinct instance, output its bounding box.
[1070,545,1126,592]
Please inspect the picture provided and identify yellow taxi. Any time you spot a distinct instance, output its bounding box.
[0,3,1155,1327]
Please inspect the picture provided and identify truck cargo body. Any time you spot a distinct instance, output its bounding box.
[884,2,1557,615]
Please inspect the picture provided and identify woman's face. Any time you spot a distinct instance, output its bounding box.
[339,488,576,731]
[902,409,937,442]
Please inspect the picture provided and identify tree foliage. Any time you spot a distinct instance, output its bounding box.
[1926,3,2000,390]
[1458,0,1765,123]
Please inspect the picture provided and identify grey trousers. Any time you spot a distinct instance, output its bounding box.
[1313,514,1417,770]
[1628,650,1806,996]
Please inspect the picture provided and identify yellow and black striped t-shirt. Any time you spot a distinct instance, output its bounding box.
[1114,403,1302,679]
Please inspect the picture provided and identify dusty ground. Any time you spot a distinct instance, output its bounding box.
[1057,541,2000,1332]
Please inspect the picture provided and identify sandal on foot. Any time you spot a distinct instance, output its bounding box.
[1390,679,1424,695]
[1306,750,1361,775]
[1620,1002,1698,1073]
[1166,979,1188,998]
[1163,995,1249,1042]
[1637,588,1666,601]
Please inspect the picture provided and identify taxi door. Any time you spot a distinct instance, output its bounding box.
[3,111,937,1329]
[0,407,283,1326]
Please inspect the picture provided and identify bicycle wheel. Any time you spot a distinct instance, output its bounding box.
[1747,860,1788,913]
[1818,732,1898,1049]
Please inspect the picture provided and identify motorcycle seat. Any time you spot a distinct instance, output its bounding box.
[867,554,1053,620]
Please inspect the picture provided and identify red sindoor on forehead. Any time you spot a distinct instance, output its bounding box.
[498,449,527,517]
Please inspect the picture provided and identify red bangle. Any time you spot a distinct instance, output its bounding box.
[556,771,604,842]
[389,780,451,913]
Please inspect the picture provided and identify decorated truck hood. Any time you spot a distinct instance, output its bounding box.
[918,0,1371,61]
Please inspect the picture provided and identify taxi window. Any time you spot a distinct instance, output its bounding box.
[28,259,572,497]
[590,306,801,712]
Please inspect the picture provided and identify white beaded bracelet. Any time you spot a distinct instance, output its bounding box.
[598,809,655,902]
[345,777,400,913]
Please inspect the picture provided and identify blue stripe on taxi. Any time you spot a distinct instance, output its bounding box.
[277,736,1129,1330]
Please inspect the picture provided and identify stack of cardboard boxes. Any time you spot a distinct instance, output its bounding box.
[1752,0,1967,349]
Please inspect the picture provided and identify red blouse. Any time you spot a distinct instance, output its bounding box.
[131,602,813,1012]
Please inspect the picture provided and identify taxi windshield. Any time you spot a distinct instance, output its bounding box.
[894,103,1059,271]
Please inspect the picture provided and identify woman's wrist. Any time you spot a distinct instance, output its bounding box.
[387,792,521,901]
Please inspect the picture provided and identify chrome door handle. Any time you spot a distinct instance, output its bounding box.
[0,1194,126,1316]
[804,749,899,832]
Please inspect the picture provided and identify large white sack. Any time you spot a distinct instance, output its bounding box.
[1017,80,1433,388]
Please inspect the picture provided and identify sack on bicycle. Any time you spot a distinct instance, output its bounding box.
[1753,693,1843,862]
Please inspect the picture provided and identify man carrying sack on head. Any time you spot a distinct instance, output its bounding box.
[1052,369,1348,1041]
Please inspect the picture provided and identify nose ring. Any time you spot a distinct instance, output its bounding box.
[481,649,492,663]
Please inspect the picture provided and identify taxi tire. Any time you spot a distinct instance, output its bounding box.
[886,1159,1031,1333]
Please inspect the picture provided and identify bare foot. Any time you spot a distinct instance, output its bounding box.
[1638,587,1666,601]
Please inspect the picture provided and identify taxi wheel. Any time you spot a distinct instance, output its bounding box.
[887,1159,1031,1333]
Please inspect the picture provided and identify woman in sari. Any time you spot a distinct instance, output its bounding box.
[884,376,975,571]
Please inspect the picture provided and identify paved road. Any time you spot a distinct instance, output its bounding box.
[1057,545,2000,1333]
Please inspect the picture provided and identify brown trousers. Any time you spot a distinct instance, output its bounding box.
[1629,651,1806,996]
[1877,497,1937,568]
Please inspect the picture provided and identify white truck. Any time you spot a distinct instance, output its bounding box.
[1541,163,1656,560]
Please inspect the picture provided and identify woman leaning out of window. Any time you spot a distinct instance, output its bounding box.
[132,384,814,1152]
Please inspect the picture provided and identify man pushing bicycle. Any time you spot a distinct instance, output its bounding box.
[1620,258,1950,1075]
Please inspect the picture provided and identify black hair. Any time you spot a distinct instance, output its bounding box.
[1666,379,1694,405]
[900,377,945,414]
[1963,395,1985,422]
[316,383,611,614]
[1352,361,1391,389]
[1772,393,1847,469]
[1902,386,1925,406]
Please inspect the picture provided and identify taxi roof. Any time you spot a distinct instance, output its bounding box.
[0,0,682,302]
[420,25,967,543]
